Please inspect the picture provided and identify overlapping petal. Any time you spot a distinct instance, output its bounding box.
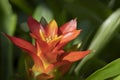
[62,50,91,62]
[5,16,91,79]
[60,19,77,34]
[44,60,70,74]
[55,30,81,50]
[28,17,49,53]
[60,30,81,44]
[36,73,53,80]
[4,33,44,71]
[48,36,62,50]
[27,16,43,38]
[45,20,58,37]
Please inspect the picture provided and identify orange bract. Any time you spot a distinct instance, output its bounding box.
[5,16,91,79]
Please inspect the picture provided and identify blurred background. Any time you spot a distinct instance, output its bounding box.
[0,0,120,80]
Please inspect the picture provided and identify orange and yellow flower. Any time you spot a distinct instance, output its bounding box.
[5,16,91,79]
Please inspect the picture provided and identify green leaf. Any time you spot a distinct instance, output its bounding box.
[75,8,120,75]
[63,0,113,52]
[33,5,53,22]
[65,0,112,20]
[10,0,33,15]
[0,0,17,80]
[3,14,17,35]
[86,58,120,80]
[113,75,120,80]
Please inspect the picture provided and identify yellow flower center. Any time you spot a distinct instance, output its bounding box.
[39,30,58,43]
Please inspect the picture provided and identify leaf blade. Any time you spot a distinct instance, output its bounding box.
[86,58,120,80]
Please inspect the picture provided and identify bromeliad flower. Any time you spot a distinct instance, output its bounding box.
[5,16,91,80]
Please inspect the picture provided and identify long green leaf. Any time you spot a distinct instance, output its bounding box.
[75,8,120,75]
[113,75,120,80]
[0,0,17,80]
[86,58,120,80]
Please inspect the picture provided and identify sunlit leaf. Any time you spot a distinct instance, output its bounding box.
[113,75,120,80]
[75,8,120,75]
[0,0,17,80]
[86,58,120,80]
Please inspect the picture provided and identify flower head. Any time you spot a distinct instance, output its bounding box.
[5,16,91,79]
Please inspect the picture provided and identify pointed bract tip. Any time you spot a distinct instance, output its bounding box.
[40,17,48,26]
[49,19,58,26]
[2,33,12,40]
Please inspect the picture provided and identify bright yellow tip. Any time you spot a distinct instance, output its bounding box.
[49,20,58,28]
[47,20,58,37]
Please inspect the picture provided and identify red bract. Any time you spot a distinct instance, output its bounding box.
[5,16,91,79]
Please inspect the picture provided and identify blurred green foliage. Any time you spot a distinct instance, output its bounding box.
[0,0,120,80]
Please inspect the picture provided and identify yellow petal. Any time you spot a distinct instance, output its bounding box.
[46,20,58,37]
